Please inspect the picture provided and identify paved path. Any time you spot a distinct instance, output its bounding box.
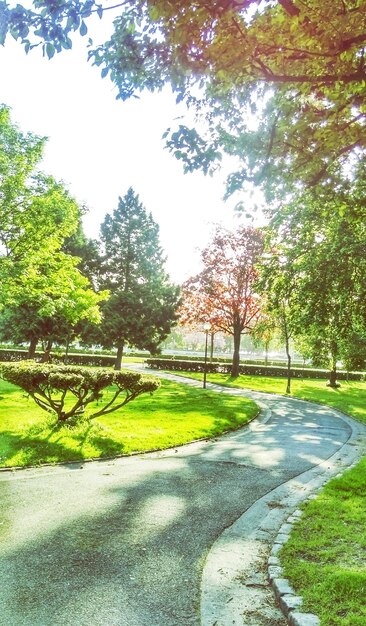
[1,371,365,626]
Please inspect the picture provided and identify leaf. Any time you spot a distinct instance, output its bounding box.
[149,6,160,21]
[46,42,55,59]
[101,66,109,78]
[80,21,87,36]
[61,36,72,50]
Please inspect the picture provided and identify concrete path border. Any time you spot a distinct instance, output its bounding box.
[199,391,366,626]
[131,366,366,625]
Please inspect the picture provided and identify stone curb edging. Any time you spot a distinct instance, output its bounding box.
[268,452,366,626]
[268,508,320,626]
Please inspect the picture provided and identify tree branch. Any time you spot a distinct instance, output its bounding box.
[90,392,139,418]
[257,69,366,84]
[278,0,300,17]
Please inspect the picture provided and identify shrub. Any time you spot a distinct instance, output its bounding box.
[0,361,160,424]
[0,348,150,367]
[146,358,364,381]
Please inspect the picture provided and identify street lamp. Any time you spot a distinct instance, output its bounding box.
[203,322,211,389]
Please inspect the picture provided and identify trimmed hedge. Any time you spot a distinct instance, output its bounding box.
[151,354,315,367]
[0,348,117,367]
[146,358,365,381]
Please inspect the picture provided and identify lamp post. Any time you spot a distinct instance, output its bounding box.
[203,322,211,389]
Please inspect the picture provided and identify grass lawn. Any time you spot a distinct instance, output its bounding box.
[280,460,366,626]
[169,371,366,425]
[167,370,366,626]
[0,376,258,468]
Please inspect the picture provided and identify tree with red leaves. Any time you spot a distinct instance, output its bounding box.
[180,225,264,377]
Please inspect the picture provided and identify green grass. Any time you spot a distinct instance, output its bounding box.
[279,459,366,626]
[169,371,366,425]
[168,370,366,626]
[0,377,258,468]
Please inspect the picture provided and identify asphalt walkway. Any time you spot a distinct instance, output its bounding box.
[1,371,365,626]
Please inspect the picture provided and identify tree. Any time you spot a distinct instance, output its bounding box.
[259,181,366,387]
[95,188,180,369]
[0,106,108,354]
[181,225,263,377]
[3,1,366,198]
[178,282,222,360]
[0,105,80,306]
[251,314,280,366]
[0,251,107,358]
[0,107,78,264]
[256,260,297,394]
[62,220,102,289]
[0,361,159,424]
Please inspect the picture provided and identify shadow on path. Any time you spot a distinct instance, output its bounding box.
[0,376,357,626]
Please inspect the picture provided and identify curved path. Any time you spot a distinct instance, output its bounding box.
[0,371,365,626]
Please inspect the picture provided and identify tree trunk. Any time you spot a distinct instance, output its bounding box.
[115,341,124,371]
[231,326,241,377]
[327,342,340,388]
[210,332,214,362]
[41,339,53,363]
[264,339,270,366]
[283,314,291,394]
[64,330,71,365]
[27,337,38,359]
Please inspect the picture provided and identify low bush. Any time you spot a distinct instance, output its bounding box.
[0,361,159,424]
[0,348,117,367]
[146,358,364,381]
[0,348,151,366]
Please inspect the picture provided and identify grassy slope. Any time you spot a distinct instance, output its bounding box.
[168,371,366,626]
[0,377,258,468]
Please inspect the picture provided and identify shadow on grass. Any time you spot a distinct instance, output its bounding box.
[0,379,258,467]
[0,429,126,467]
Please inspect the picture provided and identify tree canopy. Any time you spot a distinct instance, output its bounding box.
[94,187,180,368]
[0,105,107,354]
[258,177,366,384]
[180,225,263,376]
[2,1,366,198]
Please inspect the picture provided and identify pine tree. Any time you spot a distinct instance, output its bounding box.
[97,188,180,369]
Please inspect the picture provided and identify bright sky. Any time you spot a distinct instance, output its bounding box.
[0,12,264,283]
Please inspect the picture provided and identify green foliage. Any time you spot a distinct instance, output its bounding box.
[0,107,107,352]
[62,221,102,289]
[3,2,366,196]
[339,332,366,372]
[0,361,159,423]
[258,180,366,384]
[0,105,79,271]
[147,359,363,381]
[93,187,180,367]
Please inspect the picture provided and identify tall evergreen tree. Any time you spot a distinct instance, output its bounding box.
[97,188,180,369]
[62,219,102,289]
